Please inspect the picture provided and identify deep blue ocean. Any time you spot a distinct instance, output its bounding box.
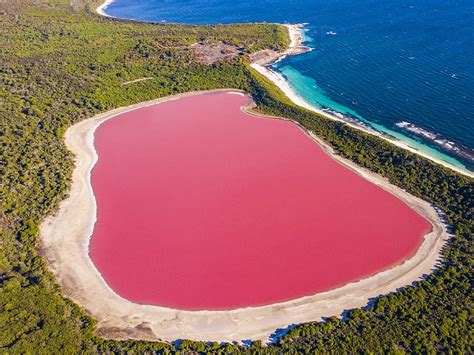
[105,0,474,171]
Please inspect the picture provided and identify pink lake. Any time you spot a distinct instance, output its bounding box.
[89,91,431,310]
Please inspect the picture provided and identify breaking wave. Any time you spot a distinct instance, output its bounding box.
[396,121,474,164]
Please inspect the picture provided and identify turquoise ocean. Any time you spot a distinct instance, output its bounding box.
[103,0,474,171]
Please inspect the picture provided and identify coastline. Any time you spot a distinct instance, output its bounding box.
[96,0,114,17]
[39,89,449,343]
[250,24,474,178]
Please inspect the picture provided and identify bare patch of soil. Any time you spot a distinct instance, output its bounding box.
[190,42,242,64]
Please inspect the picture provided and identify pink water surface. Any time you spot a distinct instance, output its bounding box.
[90,91,431,310]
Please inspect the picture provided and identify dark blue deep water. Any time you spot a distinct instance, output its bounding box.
[105,0,474,171]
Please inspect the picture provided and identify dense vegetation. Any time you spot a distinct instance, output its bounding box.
[1,0,472,353]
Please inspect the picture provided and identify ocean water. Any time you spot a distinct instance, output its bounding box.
[104,0,474,171]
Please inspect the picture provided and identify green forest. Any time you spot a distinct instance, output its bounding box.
[1,0,472,353]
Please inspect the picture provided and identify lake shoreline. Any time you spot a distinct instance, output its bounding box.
[39,89,448,343]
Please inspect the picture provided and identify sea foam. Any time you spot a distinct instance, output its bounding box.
[396,121,474,163]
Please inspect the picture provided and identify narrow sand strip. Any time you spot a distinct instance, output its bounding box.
[39,89,448,343]
[251,24,474,178]
[96,0,115,17]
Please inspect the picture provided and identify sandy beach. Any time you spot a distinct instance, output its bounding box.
[96,0,114,17]
[250,24,474,178]
[39,88,449,343]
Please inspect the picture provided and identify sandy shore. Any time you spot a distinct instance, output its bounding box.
[250,25,474,178]
[39,89,449,343]
[96,0,114,17]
